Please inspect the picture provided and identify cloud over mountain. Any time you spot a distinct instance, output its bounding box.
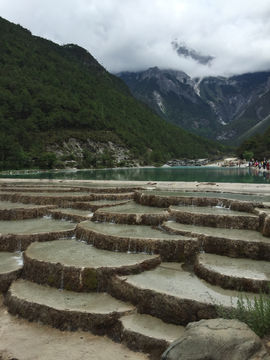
[1,0,270,77]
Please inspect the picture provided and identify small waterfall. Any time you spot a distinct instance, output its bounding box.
[17,239,22,252]
[158,225,167,232]
[60,269,64,290]
[127,241,131,254]
[79,268,84,285]
[13,252,24,266]
[200,239,205,253]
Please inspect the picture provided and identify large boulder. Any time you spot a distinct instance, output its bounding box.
[161,318,270,360]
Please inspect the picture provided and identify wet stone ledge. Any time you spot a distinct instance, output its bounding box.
[194,253,270,293]
[162,222,270,260]
[0,205,57,221]
[76,223,198,262]
[0,192,134,207]
[263,215,270,237]
[0,253,23,292]
[109,275,217,326]
[0,230,75,252]
[92,212,171,226]
[169,206,260,231]
[63,199,133,212]
[5,280,135,334]
[0,192,96,206]
[0,187,83,193]
[74,186,142,194]
[0,268,22,292]
[115,313,185,357]
[47,209,93,223]
[0,185,142,194]
[134,191,261,213]
[22,241,161,292]
[84,193,134,201]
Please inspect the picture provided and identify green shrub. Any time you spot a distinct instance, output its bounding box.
[209,284,270,338]
[243,150,254,161]
[54,160,65,169]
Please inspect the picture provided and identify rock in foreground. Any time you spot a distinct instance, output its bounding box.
[161,318,270,360]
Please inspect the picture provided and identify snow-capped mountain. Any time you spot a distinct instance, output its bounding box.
[117,68,270,144]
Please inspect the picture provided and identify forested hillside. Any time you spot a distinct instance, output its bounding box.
[235,125,270,161]
[0,16,228,170]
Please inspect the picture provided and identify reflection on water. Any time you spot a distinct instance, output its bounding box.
[1,166,270,184]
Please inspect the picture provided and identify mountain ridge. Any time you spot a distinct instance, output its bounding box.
[117,67,270,145]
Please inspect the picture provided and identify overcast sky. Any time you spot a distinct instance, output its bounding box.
[1,0,269,77]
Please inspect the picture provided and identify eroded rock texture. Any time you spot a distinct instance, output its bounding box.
[161,319,270,360]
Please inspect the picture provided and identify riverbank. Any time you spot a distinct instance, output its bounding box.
[1,177,270,194]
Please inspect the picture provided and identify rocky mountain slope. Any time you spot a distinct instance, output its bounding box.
[117,68,270,145]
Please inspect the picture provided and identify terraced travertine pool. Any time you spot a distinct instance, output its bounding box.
[170,205,258,216]
[139,190,270,202]
[95,202,168,214]
[196,253,270,280]
[0,217,76,234]
[0,201,49,210]
[0,252,23,273]
[116,262,257,305]
[25,239,159,268]
[11,280,135,313]
[50,208,94,217]
[1,180,270,358]
[80,221,181,239]
[163,221,269,242]
[1,191,92,197]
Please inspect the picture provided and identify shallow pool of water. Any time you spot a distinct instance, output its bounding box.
[95,202,167,214]
[0,217,76,234]
[0,201,45,210]
[123,262,257,305]
[198,253,270,280]
[0,252,23,273]
[1,166,269,183]
[170,205,257,216]
[140,190,270,202]
[26,239,158,268]
[163,222,269,243]
[81,221,184,239]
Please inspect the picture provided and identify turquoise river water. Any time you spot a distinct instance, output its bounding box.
[1,166,269,183]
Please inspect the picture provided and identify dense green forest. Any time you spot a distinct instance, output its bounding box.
[0,16,228,170]
[235,126,270,161]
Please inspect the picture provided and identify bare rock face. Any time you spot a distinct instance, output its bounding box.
[161,319,270,360]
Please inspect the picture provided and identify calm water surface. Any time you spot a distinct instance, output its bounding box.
[1,166,269,183]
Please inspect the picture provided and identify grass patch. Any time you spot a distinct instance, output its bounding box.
[209,284,270,338]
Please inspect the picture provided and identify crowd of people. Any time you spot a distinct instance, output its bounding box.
[249,159,270,171]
